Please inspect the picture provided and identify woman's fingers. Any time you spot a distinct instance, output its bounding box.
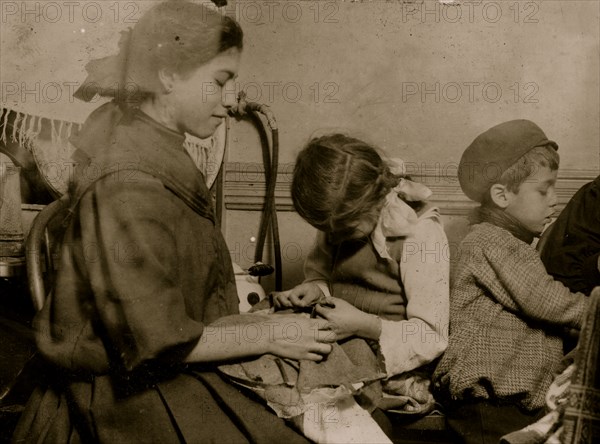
[271,289,303,309]
[313,304,332,319]
[287,290,306,307]
[314,342,333,355]
[302,317,336,342]
[273,283,325,309]
[265,315,338,361]
[315,328,337,343]
[272,290,293,308]
[311,317,330,329]
[287,283,322,307]
[304,343,333,361]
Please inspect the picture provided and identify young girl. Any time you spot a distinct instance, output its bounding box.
[272,133,450,441]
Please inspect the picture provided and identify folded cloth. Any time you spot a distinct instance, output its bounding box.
[300,396,392,444]
[218,318,436,426]
[216,312,386,419]
[499,364,574,444]
[379,370,436,415]
[245,287,437,416]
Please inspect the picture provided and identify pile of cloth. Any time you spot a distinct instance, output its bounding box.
[215,299,435,443]
[500,289,600,444]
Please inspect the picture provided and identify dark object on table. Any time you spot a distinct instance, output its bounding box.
[247,261,274,277]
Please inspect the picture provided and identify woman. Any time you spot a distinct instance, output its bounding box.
[13,2,332,442]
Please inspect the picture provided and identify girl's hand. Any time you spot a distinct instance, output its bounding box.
[272,282,326,309]
[264,315,335,361]
[314,297,382,342]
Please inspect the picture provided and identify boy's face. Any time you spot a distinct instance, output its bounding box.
[505,165,558,235]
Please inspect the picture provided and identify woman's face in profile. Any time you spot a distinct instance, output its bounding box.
[169,47,241,139]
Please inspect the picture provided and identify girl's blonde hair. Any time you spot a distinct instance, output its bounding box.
[291,134,398,243]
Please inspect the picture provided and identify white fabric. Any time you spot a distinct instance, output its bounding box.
[302,396,392,444]
[313,279,332,298]
[371,158,432,260]
[378,209,449,375]
[183,121,227,189]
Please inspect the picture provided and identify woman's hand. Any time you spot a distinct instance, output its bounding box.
[314,297,382,342]
[271,282,326,309]
[265,315,335,361]
[186,314,334,363]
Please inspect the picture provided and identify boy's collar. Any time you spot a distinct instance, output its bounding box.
[470,205,536,244]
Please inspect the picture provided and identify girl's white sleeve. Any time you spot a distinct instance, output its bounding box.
[378,214,450,376]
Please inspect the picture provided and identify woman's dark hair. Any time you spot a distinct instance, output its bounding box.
[75,0,243,103]
[140,0,243,78]
[291,134,399,242]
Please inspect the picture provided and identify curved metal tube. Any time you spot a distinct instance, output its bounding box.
[25,195,70,311]
[230,92,282,290]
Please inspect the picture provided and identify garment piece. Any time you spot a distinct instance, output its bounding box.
[217,320,390,443]
[433,222,590,411]
[13,102,308,443]
[219,340,386,425]
[540,175,600,295]
[499,364,575,444]
[301,396,392,444]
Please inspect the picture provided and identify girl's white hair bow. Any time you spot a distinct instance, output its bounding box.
[371,158,433,260]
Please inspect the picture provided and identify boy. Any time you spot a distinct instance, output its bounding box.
[433,120,590,443]
[540,174,600,296]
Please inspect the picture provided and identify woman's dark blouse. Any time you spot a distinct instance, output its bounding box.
[36,104,239,374]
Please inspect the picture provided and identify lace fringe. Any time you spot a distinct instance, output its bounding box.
[0,107,74,152]
[183,135,210,179]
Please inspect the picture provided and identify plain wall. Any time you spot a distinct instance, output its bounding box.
[228,0,599,168]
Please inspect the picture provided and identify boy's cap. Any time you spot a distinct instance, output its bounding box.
[458,119,558,202]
